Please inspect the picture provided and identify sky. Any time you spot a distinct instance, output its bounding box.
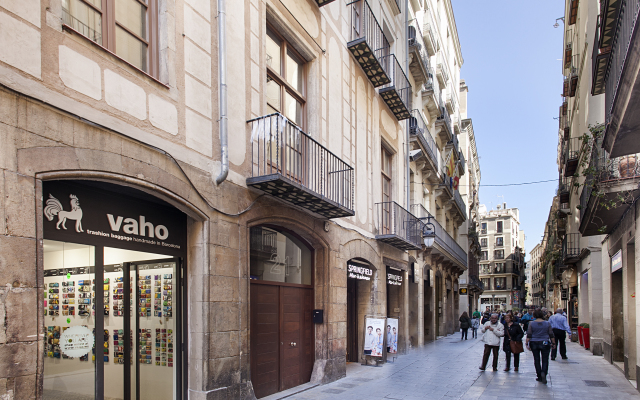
[451,1,565,260]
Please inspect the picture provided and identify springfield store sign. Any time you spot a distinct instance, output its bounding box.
[43,181,187,256]
[348,263,373,280]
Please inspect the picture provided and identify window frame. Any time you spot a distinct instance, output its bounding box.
[381,146,393,234]
[496,221,503,233]
[266,24,307,129]
[495,237,503,247]
[62,0,159,78]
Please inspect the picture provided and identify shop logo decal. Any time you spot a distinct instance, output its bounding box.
[44,194,84,233]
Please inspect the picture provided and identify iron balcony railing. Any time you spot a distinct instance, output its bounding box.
[447,130,460,154]
[446,91,457,113]
[411,204,467,267]
[408,19,430,75]
[458,150,466,173]
[249,227,277,254]
[247,113,354,218]
[375,202,422,250]
[469,275,484,291]
[603,0,640,128]
[558,176,571,203]
[409,109,438,166]
[62,8,102,45]
[378,54,412,120]
[563,233,581,262]
[592,15,611,95]
[347,0,392,87]
[563,136,584,176]
[437,107,453,137]
[479,264,520,275]
[453,189,468,221]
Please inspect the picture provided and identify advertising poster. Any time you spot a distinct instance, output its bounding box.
[363,317,385,357]
[386,318,398,354]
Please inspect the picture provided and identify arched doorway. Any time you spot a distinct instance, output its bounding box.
[249,226,314,399]
[346,259,375,363]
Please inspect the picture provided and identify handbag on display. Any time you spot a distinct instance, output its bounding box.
[506,326,524,354]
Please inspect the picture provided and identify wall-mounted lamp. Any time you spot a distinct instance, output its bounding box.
[421,216,436,248]
[554,17,565,28]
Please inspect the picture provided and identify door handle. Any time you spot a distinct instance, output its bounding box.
[290,342,294,346]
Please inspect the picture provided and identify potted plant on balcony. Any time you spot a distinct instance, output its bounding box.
[582,323,590,349]
[577,323,584,346]
[618,155,638,178]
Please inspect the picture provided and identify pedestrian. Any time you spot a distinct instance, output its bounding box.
[481,310,490,325]
[549,308,572,360]
[479,313,504,371]
[459,311,471,340]
[521,309,533,333]
[471,315,480,339]
[502,313,524,372]
[472,309,481,319]
[525,309,556,384]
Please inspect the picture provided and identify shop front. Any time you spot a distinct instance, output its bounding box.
[386,266,404,355]
[42,180,188,400]
[346,260,375,363]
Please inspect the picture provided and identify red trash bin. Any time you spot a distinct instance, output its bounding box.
[578,326,584,346]
[583,327,590,349]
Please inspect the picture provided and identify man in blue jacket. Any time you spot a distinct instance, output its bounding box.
[521,309,533,333]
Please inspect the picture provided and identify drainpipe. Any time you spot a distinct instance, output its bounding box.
[405,0,410,211]
[215,0,229,185]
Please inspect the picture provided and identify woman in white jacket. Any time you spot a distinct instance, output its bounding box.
[479,314,505,371]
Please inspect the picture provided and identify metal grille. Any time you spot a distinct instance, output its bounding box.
[584,380,609,387]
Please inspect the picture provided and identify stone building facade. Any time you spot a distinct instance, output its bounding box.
[0,0,477,399]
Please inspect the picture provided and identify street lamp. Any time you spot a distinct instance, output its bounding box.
[492,294,496,312]
[421,215,436,248]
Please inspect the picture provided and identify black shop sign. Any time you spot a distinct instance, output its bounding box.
[387,268,403,286]
[43,181,187,256]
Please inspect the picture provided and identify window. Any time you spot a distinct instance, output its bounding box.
[496,221,503,233]
[495,237,503,247]
[480,265,491,275]
[480,238,487,248]
[495,277,506,290]
[481,251,488,261]
[494,263,504,273]
[62,0,158,75]
[494,250,504,259]
[249,226,312,285]
[266,27,306,127]
[481,223,487,234]
[481,278,490,290]
[381,147,392,234]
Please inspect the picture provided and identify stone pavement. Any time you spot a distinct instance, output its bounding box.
[280,334,640,399]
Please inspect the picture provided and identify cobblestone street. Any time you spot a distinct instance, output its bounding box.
[269,334,640,400]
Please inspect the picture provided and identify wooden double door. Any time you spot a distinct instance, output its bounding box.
[250,283,314,399]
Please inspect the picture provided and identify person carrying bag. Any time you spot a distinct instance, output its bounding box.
[502,313,524,371]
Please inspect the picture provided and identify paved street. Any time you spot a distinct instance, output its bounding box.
[275,334,640,400]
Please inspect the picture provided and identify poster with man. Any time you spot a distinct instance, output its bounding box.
[386,318,398,354]
[364,317,385,357]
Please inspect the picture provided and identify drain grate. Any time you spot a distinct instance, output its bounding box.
[322,389,346,394]
[584,380,609,387]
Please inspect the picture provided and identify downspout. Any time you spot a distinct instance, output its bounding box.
[405,0,410,211]
[215,0,228,185]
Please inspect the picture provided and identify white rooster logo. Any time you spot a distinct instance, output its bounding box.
[44,194,84,233]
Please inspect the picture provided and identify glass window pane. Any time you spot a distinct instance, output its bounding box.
[116,0,147,39]
[286,50,303,93]
[62,0,103,44]
[266,76,281,112]
[116,26,148,71]
[43,240,96,399]
[266,29,282,74]
[250,227,312,285]
[285,92,302,126]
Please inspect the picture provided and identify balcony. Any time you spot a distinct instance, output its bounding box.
[559,107,570,139]
[408,19,430,85]
[247,113,354,219]
[422,17,439,56]
[453,190,468,222]
[411,204,468,268]
[409,109,439,171]
[558,176,571,204]
[597,0,640,157]
[563,54,579,98]
[435,107,453,143]
[378,54,412,120]
[445,91,457,114]
[562,233,582,264]
[592,16,611,96]
[436,55,449,87]
[375,202,422,250]
[422,76,442,118]
[579,136,640,235]
[314,0,337,6]
[562,137,584,177]
[468,275,484,292]
[347,0,391,88]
